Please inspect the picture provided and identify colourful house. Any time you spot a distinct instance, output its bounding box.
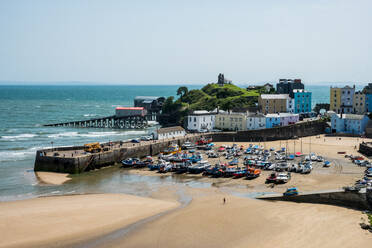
[293,89,312,113]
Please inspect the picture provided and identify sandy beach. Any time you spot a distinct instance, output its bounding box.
[0,193,179,248]
[5,135,371,248]
[104,187,372,248]
[35,171,72,185]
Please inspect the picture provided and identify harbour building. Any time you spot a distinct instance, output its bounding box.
[293,89,312,113]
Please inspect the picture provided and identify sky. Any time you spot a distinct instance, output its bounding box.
[0,0,371,85]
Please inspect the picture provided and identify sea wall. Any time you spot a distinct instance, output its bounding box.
[259,190,371,211]
[213,120,327,142]
[34,135,203,174]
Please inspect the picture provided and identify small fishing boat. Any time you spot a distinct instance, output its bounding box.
[181,141,195,150]
[275,162,289,172]
[275,172,291,184]
[233,169,247,178]
[163,144,181,155]
[228,158,239,166]
[188,160,211,174]
[224,166,239,177]
[283,187,299,196]
[158,162,172,173]
[245,167,261,180]
[121,158,140,168]
[301,163,312,174]
[323,161,331,167]
[266,172,277,183]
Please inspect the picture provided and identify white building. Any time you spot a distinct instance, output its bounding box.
[153,126,186,140]
[279,113,299,126]
[187,111,216,132]
[246,113,266,130]
[331,114,370,135]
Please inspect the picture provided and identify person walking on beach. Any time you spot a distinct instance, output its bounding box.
[223,197,226,204]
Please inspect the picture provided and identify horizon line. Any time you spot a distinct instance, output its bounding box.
[0,80,370,86]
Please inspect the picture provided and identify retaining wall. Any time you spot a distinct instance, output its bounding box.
[213,120,327,142]
[259,190,371,210]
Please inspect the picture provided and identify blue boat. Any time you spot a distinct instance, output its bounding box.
[121,158,140,168]
[283,187,299,196]
[148,163,160,171]
[323,161,331,167]
[229,158,239,165]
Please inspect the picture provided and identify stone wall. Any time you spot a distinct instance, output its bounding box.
[260,190,371,211]
[34,134,206,174]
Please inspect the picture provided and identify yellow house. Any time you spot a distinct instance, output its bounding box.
[330,87,341,113]
[215,112,247,131]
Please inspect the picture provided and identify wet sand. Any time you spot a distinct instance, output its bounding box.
[35,171,71,185]
[105,187,372,248]
[0,194,179,248]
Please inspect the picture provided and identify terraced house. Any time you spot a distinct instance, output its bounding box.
[330,85,355,114]
[215,112,247,131]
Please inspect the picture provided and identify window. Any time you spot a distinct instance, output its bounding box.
[194,117,196,122]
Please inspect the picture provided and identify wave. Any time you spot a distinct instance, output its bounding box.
[83,114,98,117]
[0,146,42,162]
[47,130,147,139]
[0,133,37,141]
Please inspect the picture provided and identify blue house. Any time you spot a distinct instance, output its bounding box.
[331,113,370,135]
[293,89,312,113]
[265,114,282,128]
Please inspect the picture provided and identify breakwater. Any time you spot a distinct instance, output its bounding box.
[34,134,205,174]
[34,120,327,174]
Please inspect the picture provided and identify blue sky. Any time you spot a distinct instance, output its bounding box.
[0,0,371,85]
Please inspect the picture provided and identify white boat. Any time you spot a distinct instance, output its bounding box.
[276,172,291,183]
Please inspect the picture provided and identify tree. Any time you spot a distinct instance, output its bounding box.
[177,86,188,98]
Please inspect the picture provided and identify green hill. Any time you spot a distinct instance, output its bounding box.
[159,83,260,126]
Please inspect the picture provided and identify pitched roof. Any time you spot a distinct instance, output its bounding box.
[157,126,185,134]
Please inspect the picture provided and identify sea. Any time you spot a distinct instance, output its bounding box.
[0,84,362,201]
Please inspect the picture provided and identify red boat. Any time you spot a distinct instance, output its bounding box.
[196,137,212,145]
[266,172,277,183]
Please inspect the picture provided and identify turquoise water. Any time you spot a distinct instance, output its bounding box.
[0,84,355,201]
